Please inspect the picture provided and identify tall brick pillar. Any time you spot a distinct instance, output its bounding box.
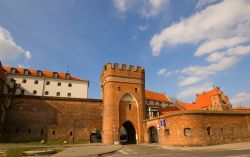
[101,63,146,144]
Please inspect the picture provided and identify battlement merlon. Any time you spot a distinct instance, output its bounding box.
[100,63,145,82]
[103,63,144,72]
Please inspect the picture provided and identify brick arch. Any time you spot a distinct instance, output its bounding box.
[119,93,140,143]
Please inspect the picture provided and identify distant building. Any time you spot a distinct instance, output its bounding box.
[177,87,233,111]
[145,90,171,118]
[233,107,250,112]
[195,87,232,111]
[3,66,89,98]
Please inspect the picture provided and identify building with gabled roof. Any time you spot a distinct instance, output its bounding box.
[145,90,171,118]
[195,87,232,111]
[3,66,89,98]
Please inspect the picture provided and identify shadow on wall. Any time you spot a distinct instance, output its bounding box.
[0,97,58,142]
[0,96,103,143]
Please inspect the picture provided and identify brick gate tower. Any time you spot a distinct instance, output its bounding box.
[101,63,146,144]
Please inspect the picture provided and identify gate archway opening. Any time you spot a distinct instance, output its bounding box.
[120,121,136,144]
[148,126,158,143]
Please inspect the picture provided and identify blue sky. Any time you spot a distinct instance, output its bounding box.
[0,0,250,107]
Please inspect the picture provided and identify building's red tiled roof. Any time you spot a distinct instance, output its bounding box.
[145,90,171,103]
[178,101,201,110]
[195,88,221,108]
[159,106,182,115]
[3,66,85,81]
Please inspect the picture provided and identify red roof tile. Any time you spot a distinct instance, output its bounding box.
[3,66,84,81]
[145,90,171,103]
[178,101,201,110]
[159,106,182,115]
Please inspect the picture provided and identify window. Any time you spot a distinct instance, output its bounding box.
[68,93,71,97]
[24,70,29,75]
[34,80,38,84]
[118,86,121,91]
[66,73,70,79]
[37,71,42,76]
[135,88,137,92]
[53,72,58,77]
[41,129,44,135]
[165,129,170,136]
[22,79,27,83]
[57,92,60,96]
[70,131,73,136]
[33,90,37,95]
[58,82,61,86]
[11,68,16,74]
[184,128,191,136]
[129,104,132,110]
[28,129,31,134]
[207,127,211,135]
[46,81,50,85]
[52,130,55,135]
[45,91,49,95]
[68,83,72,87]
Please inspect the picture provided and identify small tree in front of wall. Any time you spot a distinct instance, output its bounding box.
[0,78,24,129]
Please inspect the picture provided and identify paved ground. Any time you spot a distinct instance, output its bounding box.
[105,143,250,157]
[52,144,122,157]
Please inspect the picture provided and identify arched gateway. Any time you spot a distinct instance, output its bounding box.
[120,121,136,144]
[101,63,146,144]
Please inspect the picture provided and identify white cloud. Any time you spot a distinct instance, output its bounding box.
[0,26,32,62]
[113,0,129,12]
[177,82,213,100]
[231,92,250,107]
[138,24,149,31]
[17,64,30,68]
[196,0,222,9]
[157,68,172,77]
[141,0,169,18]
[179,56,239,87]
[194,37,249,56]
[150,0,250,55]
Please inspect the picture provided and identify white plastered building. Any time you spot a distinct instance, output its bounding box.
[3,66,89,99]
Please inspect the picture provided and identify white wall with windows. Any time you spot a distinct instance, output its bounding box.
[4,74,89,99]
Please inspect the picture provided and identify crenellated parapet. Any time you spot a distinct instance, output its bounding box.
[101,63,145,85]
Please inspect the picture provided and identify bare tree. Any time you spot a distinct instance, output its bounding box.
[0,78,24,125]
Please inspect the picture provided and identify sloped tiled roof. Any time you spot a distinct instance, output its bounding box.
[195,88,221,108]
[159,106,182,115]
[3,66,85,81]
[145,90,171,103]
[178,101,201,110]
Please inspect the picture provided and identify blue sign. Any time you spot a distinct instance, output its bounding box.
[160,119,166,126]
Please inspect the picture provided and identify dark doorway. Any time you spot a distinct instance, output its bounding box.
[90,128,102,143]
[148,126,158,143]
[120,121,136,144]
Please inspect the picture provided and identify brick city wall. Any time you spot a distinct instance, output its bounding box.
[144,111,250,146]
[1,96,103,143]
